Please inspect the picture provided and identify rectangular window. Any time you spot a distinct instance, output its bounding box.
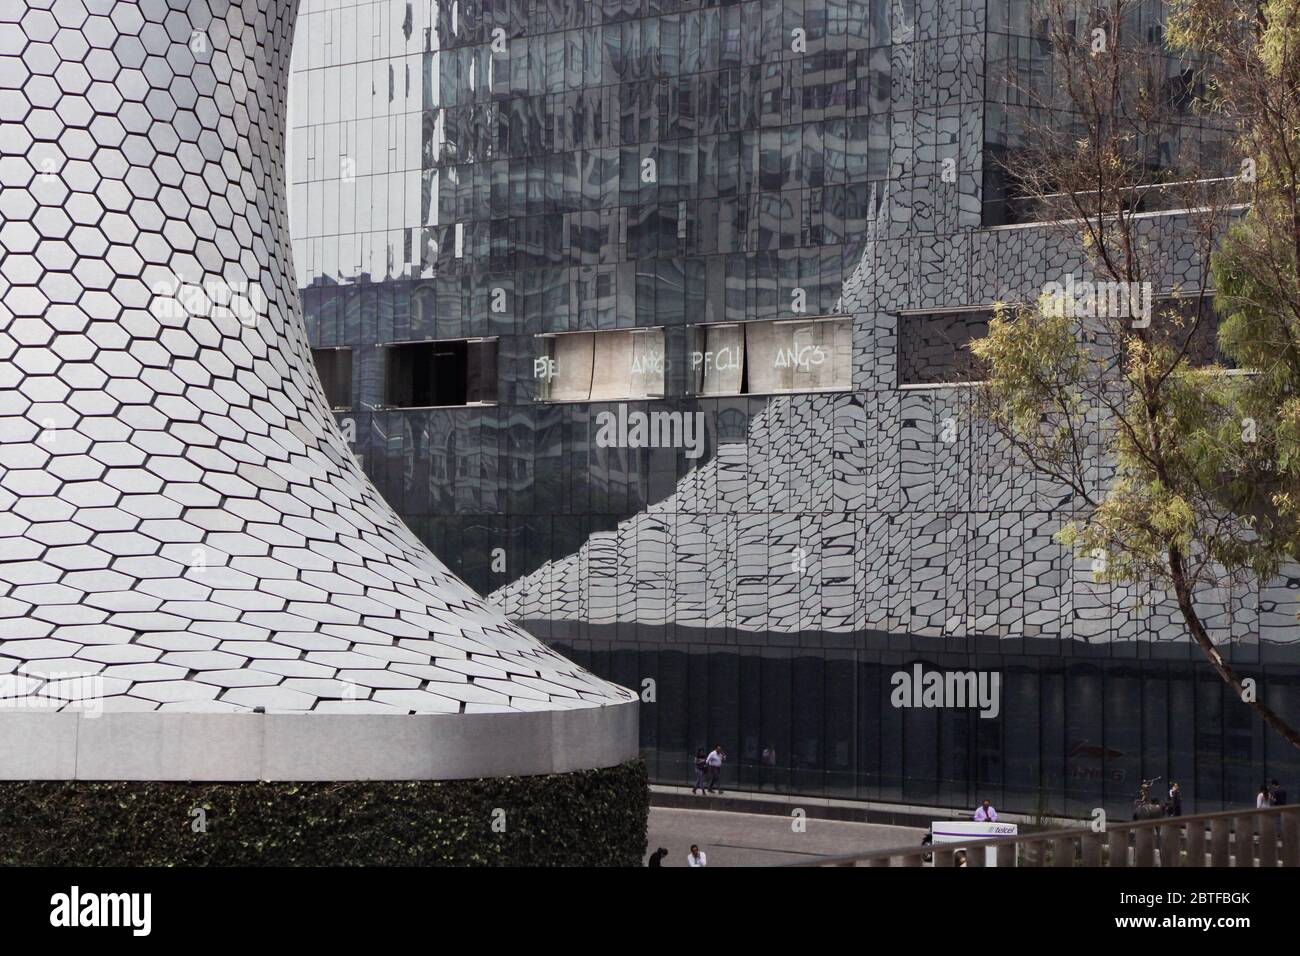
[694,322,746,395]
[383,337,498,407]
[1151,296,1230,368]
[897,310,992,386]
[535,328,666,401]
[689,316,852,396]
[896,299,1228,387]
[311,347,353,410]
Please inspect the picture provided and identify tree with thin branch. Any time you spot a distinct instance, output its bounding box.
[972,0,1300,749]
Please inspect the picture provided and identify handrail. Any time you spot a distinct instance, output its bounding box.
[787,804,1300,867]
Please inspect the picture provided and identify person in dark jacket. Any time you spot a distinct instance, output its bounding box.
[647,847,669,867]
[1270,779,1287,806]
[692,748,708,794]
[1165,781,1183,817]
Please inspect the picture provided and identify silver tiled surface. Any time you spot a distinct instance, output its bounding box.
[0,0,632,716]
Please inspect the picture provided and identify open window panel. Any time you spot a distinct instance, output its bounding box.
[311,347,353,410]
[534,327,667,402]
[383,337,498,408]
[689,316,853,396]
[897,309,993,387]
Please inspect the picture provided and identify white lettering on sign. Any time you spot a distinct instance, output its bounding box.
[631,350,664,375]
[691,348,742,372]
[773,344,827,370]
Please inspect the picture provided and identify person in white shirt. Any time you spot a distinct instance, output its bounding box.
[705,745,725,793]
[974,799,997,822]
[687,844,707,867]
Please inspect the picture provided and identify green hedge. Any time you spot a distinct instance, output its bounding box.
[0,758,648,866]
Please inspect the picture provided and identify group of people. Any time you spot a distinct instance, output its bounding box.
[659,777,1290,867]
[665,743,726,867]
[1130,779,1182,818]
[692,744,726,794]
[1139,778,1287,816]
[1134,781,1184,815]
[689,743,788,792]
[1257,779,1288,808]
[646,845,708,867]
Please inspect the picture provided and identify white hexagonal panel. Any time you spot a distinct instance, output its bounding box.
[0,0,633,722]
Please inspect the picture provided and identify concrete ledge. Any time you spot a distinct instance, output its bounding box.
[0,701,639,781]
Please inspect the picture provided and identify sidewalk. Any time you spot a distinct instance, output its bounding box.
[647,806,924,866]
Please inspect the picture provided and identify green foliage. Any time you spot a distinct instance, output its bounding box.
[971,300,1091,487]
[973,0,1300,748]
[0,759,648,867]
[1169,0,1300,562]
[973,296,1280,590]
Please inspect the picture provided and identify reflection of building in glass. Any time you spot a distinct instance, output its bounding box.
[290,0,1300,815]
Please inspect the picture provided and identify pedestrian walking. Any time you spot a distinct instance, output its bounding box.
[706,744,725,793]
[1270,779,1288,806]
[1257,782,1273,808]
[647,847,668,867]
[692,748,708,794]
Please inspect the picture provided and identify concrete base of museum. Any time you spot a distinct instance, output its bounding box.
[0,700,639,781]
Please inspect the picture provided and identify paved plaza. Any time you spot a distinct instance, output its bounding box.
[646,807,925,867]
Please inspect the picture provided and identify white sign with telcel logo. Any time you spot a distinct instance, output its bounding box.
[930,821,1019,867]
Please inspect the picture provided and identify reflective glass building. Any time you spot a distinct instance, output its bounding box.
[289,0,1300,816]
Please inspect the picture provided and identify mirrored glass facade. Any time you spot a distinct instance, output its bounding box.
[290,0,1300,816]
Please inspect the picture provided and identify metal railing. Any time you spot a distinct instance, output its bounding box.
[790,804,1300,867]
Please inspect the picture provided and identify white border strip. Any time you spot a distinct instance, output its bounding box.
[0,700,640,781]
